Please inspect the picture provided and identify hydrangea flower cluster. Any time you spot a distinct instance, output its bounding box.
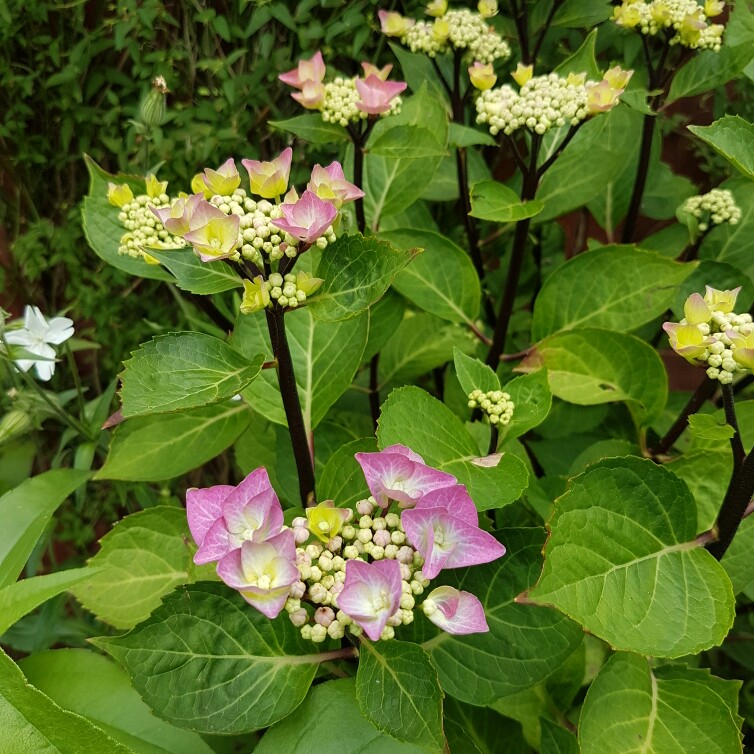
[4,306,74,381]
[107,177,186,263]
[279,52,406,126]
[664,286,753,384]
[378,4,511,65]
[680,188,741,234]
[467,389,515,425]
[240,271,323,314]
[186,445,505,643]
[475,65,632,136]
[612,0,725,52]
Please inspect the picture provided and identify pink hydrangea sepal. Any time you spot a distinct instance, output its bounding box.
[186,483,234,549]
[423,586,489,635]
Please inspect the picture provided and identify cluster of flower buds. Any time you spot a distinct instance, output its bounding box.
[379,3,510,65]
[186,444,505,643]
[279,52,406,125]
[240,271,324,315]
[664,286,753,384]
[475,65,632,136]
[612,0,725,52]
[467,389,515,425]
[108,177,186,262]
[680,188,741,235]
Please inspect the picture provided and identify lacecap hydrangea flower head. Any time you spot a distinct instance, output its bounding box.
[186,444,505,642]
[663,286,753,384]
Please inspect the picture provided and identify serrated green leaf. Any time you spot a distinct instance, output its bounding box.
[579,653,743,754]
[0,469,90,588]
[72,507,212,630]
[378,387,529,511]
[318,437,377,507]
[357,640,444,752]
[453,348,500,396]
[419,528,583,704]
[689,115,754,181]
[721,515,754,594]
[256,679,427,753]
[552,0,612,28]
[94,582,326,735]
[667,45,754,104]
[269,114,349,144]
[469,180,544,223]
[231,308,368,432]
[368,125,447,159]
[148,249,243,295]
[532,246,694,339]
[383,229,481,326]
[529,457,735,657]
[448,124,496,148]
[499,370,553,442]
[19,649,213,754]
[308,234,419,322]
[82,156,173,282]
[519,328,667,425]
[540,719,578,754]
[554,28,601,79]
[444,698,531,754]
[96,402,250,481]
[120,333,264,417]
[0,648,134,754]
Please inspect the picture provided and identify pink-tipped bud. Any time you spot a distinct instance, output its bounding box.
[373,530,391,548]
[294,526,310,545]
[356,499,375,516]
[327,535,343,552]
[314,606,335,627]
[289,607,308,627]
[289,580,306,599]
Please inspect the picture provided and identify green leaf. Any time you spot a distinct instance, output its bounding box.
[499,370,553,442]
[72,507,212,630]
[356,640,444,752]
[449,124,496,148]
[453,348,500,396]
[540,719,579,754]
[531,246,694,339]
[389,43,449,105]
[378,387,529,511]
[444,698,531,754]
[0,568,96,636]
[552,0,612,28]
[469,180,544,223]
[519,328,667,425]
[231,308,368,432]
[667,45,754,104]
[579,653,743,754]
[256,679,427,754]
[688,413,736,442]
[19,649,214,754]
[365,291,407,361]
[0,469,90,588]
[554,28,601,79]
[94,582,325,735]
[318,437,377,508]
[0,648,134,754]
[419,528,583,704]
[688,115,754,181]
[96,402,250,481]
[368,125,447,159]
[721,515,754,594]
[120,333,264,418]
[308,233,420,322]
[82,156,173,282]
[269,114,349,144]
[528,457,735,657]
[383,229,481,326]
[148,249,243,295]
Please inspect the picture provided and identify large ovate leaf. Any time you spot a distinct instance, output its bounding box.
[308,233,420,322]
[383,229,481,326]
[0,469,90,588]
[19,649,213,754]
[231,308,368,432]
[148,249,243,295]
[667,45,754,104]
[368,125,447,159]
[269,114,348,144]
[688,115,754,181]
[0,648,133,754]
[357,640,444,752]
[540,719,578,754]
[256,679,427,754]
[518,328,667,425]
[96,402,250,481]
[531,246,694,340]
[377,387,529,511]
[419,528,583,704]
[579,653,743,754]
[120,333,264,418]
[469,181,544,223]
[444,698,531,754]
[82,156,173,281]
[0,568,96,636]
[72,507,212,630]
[93,582,325,735]
[318,437,376,507]
[528,457,735,657]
